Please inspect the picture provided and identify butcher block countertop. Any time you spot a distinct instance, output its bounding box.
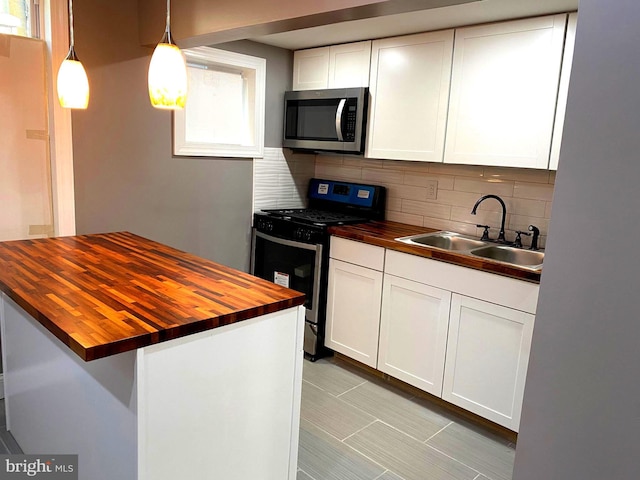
[329,221,541,283]
[0,232,305,361]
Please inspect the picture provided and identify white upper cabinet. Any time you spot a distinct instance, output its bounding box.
[328,42,372,88]
[367,30,454,162]
[292,47,330,90]
[549,12,578,171]
[292,41,372,91]
[444,14,567,169]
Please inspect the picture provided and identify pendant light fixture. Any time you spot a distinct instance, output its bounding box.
[148,0,188,109]
[57,0,89,109]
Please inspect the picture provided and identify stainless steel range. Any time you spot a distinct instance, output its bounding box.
[251,178,386,360]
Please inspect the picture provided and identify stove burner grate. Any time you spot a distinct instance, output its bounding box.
[261,208,366,225]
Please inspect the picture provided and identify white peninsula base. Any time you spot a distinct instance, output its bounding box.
[0,293,305,480]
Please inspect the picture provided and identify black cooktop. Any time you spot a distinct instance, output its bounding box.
[260,208,367,226]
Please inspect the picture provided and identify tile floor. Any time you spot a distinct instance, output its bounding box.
[0,358,516,479]
[0,398,22,454]
[297,357,516,480]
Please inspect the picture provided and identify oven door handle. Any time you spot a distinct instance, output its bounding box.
[254,230,322,251]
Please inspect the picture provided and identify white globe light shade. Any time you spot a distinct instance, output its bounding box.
[57,58,89,109]
[148,42,188,109]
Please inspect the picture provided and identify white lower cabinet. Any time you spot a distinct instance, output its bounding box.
[378,274,451,396]
[326,238,538,431]
[442,294,535,430]
[325,258,383,368]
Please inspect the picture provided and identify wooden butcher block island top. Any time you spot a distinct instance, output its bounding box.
[329,221,542,283]
[0,232,305,361]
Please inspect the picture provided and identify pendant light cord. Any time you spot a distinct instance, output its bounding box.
[165,0,172,44]
[68,0,75,48]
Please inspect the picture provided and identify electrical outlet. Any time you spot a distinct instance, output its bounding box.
[425,179,438,200]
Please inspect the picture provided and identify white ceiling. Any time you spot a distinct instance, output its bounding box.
[251,0,578,50]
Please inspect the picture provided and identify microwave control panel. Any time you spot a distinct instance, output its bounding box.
[345,104,357,141]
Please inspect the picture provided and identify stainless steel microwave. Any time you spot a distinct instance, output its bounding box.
[283,87,368,154]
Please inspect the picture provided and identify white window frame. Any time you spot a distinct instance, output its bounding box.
[43,0,76,237]
[173,46,266,158]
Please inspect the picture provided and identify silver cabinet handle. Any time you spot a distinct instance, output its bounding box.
[335,98,346,141]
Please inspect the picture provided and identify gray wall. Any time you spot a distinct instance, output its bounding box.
[72,1,291,272]
[513,1,640,478]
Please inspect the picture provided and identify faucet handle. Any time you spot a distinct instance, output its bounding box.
[514,230,531,248]
[476,224,491,241]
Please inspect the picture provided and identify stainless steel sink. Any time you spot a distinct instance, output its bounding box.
[470,245,544,270]
[395,230,544,272]
[396,231,488,251]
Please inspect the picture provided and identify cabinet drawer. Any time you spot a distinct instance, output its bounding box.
[330,237,385,271]
[385,249,539,314]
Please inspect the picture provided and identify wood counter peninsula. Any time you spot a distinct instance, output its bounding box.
[0,232,306,480]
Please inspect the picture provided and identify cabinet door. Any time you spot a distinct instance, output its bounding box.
[328,41,372,88]
[325,259,383,368]
[443,294,535,431]
[378,274,451,396]
[444,14,567,169]
[292,47,330,90]
[549,12,577,171]
[367,30,454,162]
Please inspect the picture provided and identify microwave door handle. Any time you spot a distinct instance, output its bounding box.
[335,98,346,141]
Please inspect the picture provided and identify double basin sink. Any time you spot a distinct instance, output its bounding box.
[396,231,544,272]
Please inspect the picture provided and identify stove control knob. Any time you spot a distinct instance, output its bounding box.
[305,231,312,241]
[257,218,274,232]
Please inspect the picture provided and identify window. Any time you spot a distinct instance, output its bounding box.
[173,46,266,158]
[0,0,38,38]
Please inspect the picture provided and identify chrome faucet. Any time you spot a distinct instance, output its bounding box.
[471,194,507,243]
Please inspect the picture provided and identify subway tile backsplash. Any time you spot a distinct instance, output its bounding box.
[253,150,554,248]
[315,154,554,248]
[253,148,315,212]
